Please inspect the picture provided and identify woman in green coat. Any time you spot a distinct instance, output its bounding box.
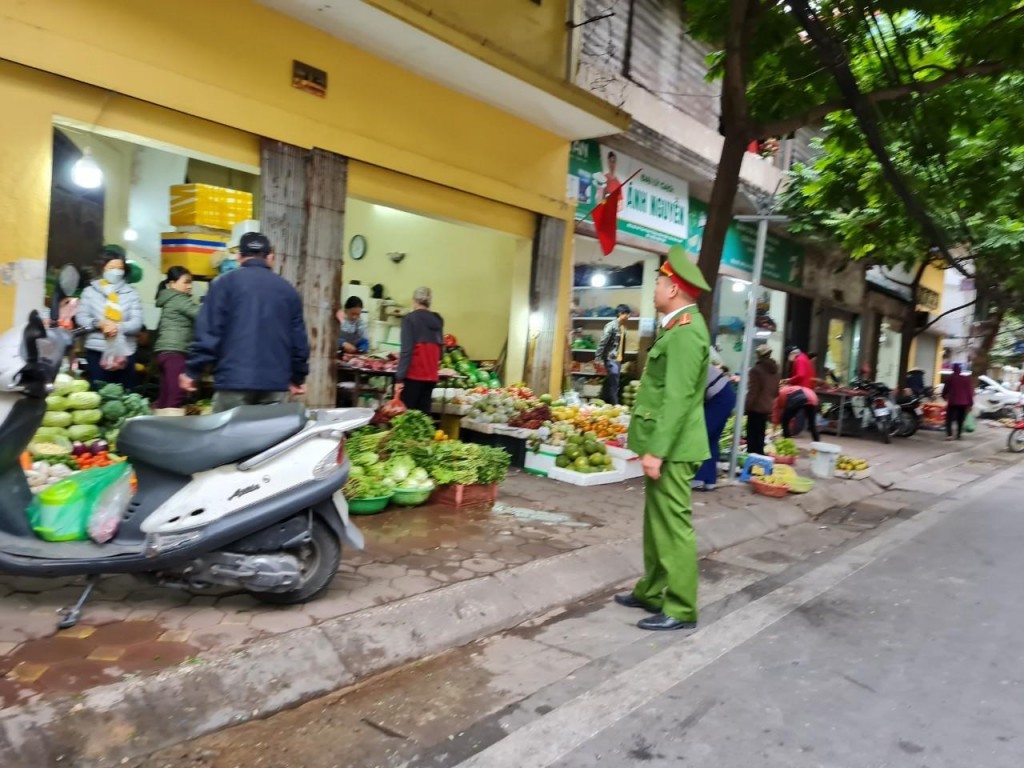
[154,266,199,408]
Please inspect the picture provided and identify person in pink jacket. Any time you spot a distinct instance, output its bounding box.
[772,385,821,441]
[942,363,974,440]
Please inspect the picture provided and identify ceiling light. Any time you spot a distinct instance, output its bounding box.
[732,280,750,293]
[71,148,103,189]
[590,272,607,288]
[123,228,138,242]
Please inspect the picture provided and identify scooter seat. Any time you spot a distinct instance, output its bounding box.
[117,403,307,476]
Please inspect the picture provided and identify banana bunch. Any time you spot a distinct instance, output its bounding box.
[756,475,789,487]
[837,455,869,471]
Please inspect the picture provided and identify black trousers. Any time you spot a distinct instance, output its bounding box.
[400,379,435,415]
[745,411,769,456]
[946,405,968,438]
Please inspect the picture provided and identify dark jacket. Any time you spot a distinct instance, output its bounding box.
[186,259,310,392]
[397,308,443,383]
[746,357,781,414]
[154,288,199,354]
[597,319,624,363]
[942,374,974,408]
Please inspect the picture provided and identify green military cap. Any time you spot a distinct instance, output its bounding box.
[658,244,711,292]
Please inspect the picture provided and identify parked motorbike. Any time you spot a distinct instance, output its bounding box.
[1007,409,1024,454]
[0,312,372,628]
[820,379,895,443]
[893,391,923,438]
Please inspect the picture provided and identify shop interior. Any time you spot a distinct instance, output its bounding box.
[47,122,259,328]
[340,199,532,386]
[715,276,788,374]
[570,238,658,397]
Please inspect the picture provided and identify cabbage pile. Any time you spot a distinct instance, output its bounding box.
[38,375,103,443]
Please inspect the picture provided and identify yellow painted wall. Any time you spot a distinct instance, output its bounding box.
[375,0,570,80]
[343,199,532,382]
[0,0,575,220]
[916,262,945,312]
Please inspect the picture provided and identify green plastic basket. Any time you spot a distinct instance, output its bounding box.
[347,495,392,515]
[391,487,434,507]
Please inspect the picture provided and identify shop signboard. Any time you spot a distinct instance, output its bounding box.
[568,140,688,246]
[686,199,804,288]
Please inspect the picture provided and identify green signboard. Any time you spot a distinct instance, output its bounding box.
[568,140,688,246]
[686,199,804,288]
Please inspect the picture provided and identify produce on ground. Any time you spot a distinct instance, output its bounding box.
[621,380,641,408]
[770,438,798,457]
[837,455,870,472]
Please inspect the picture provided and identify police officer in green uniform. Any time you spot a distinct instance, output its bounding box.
[614,245,711,630]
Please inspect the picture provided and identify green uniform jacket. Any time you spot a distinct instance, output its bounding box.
[627,308,711,462]
[154,288,200,354]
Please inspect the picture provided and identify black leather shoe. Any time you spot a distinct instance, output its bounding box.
[637,613,697,631]
[613,593,658,613]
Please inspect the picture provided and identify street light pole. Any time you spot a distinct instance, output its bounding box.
[727,211,789,482]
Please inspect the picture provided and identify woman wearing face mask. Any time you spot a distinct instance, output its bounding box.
[76,245,144,388]
[153,266,199,408]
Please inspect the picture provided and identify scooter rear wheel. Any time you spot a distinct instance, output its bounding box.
[252,517,341,605]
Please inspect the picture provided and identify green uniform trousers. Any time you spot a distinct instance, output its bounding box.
[632,460,700,622]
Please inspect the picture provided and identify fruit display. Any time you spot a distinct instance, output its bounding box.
[621,380,641,408]
[508,404,553,430]
[836,455,870,472]
[770,438,798,457]
[442,348,501,388]
[553,434,614,474]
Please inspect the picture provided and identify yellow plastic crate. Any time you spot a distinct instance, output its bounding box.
[160,231,227,278]
[169,183,253,229]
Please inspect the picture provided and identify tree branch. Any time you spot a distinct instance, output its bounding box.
[755,62,1006,138]
[916,298,978,336]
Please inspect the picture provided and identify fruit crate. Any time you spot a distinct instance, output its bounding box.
[430,483,498,508]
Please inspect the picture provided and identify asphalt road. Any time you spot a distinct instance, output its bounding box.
[451,466,1024,768]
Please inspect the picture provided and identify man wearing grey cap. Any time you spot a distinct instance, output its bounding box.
[395,286,444,414]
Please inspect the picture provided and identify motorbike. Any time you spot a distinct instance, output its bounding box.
[0,311,373,628]
[1007,409,1024,454]
[820,379,895,443]
[893,390,925,438]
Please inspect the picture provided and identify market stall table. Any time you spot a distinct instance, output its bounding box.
[336,360,396,407]
[815,386,868,438]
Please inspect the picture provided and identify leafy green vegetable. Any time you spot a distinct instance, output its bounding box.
[66,378,90,394]
[67,424,101,442]
[71,409,103,425]
[390,411,435,444]
[34,426,69,441]
[52,373,76,397]
[342,472,393,500]
[42,411,73,428]
[410,441,511,486]
[98,383,125,401]
[46,395,69,412]
[101,400,127,422]
[67,391,102,410]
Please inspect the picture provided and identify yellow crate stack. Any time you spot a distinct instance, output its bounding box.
[160,231,229,277]
[170,183,253,230]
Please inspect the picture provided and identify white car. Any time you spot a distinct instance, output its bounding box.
[974,375,1022,417]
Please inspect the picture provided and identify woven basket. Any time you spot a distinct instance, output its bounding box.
[751,478,789,498]
[772,455,797,465]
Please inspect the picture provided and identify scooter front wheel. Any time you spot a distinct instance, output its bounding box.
[1008,428,1024,454]
[251,517,341,605]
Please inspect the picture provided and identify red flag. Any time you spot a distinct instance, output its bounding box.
[590,185,621,256]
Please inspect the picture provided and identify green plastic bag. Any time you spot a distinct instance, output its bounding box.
[964,412,977,433]
[28,463,130,542]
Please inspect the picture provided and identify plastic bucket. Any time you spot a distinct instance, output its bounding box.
[809,441,841,479]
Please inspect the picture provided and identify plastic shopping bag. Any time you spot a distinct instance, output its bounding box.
[101,332,131,371]
[88,467,134,544]
[27,463,130,542]
[964,412,977,433]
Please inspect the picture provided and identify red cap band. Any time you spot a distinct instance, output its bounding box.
[659,262,700,298]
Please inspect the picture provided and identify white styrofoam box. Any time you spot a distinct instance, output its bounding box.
[548,466,626,486]
[537,443,565,455]
[605,444,637,460]
[524,450,557,477]
[493,425,537,440]
[614,455,644,479]
[460,418,496,434]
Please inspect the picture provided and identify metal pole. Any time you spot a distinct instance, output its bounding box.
[727,215,773,481]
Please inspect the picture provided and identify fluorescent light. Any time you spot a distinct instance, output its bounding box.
[590,272,607,288]
[528,311,544,335]
[71,148,103,189]
[123,228,138,242]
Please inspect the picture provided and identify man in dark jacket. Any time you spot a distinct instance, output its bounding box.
[180,233,310,413]
[395,286,444,414]
[597,304,631,404]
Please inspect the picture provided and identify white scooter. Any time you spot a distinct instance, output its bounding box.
[0,312,372,628]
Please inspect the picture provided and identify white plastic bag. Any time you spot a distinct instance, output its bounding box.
[88,470,133,544]
[101,332,131,371]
